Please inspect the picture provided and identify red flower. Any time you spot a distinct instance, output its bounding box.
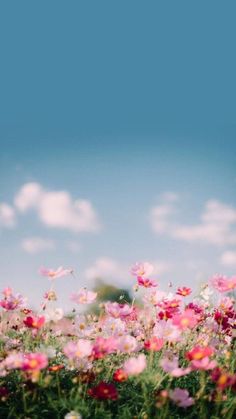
[48,364,64,372]
[113,369,128,382]
[211,367,236,390]
[23,316,45,329]
[144,337,164,351]
[88,382,118,400]
[186,346,214,361]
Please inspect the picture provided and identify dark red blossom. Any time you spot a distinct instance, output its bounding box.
[88,382,118,400]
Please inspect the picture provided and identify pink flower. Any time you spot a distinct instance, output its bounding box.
[92,337,117,359]
[130,262,154,278]
[190,357,217,370]
[123,354,146,376]
[71,289,97,305]
[172,309,198,330]
[137,277,157,288]
[117,335,138,353]
[23,315,45,329]
[169,388,194,408]
[0,290,26,311]
[210,275,236,293]
[39,266,73,280]
[63,340,92,359]
[105,302,133,318]
[160,356,191,377]
[153,320,181,342]
[22,353,48,371]
[144,337,164,351]
[176,287,192,297]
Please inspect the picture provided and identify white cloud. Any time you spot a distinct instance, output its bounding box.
[150,197,236,246]
[21,237,55,254]
[0,203,16,228]
[220,250,236,267]
[14,182,100,233]
[84,257,122,282]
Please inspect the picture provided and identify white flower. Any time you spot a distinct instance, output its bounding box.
[64,411,82,419]
[44,307,64,322]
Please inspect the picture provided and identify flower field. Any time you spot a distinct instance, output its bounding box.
[0,263,236,419]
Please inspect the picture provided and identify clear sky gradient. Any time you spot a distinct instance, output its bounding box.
[0,2,236,309]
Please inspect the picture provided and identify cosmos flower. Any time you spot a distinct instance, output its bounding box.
[160,355,191,377]
[176,287,192,297]
[137,277,158,288]
[23,315,45,329]
[144,337,164,351]
[104,302,133,318]
[70,289,97,304]
[123,354,146,376]
[130,262,154,278]
[88,382,118,400]
[172,309,199,330]
[169,388,194,408]
[22,353,48,371]
[113,369,128,382]
[210,275,236,293]
[116,335,138,353]
[39,266,73,280]
[63,340,92,359]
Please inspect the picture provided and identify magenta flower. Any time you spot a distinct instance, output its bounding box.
[70,289,97,304]
[137,277,158,288]
[130,262,154,278]
[0,290,26,311]
[169,388,194,408]
[39,266,73,280]
[210,275,236,292]
[123,354,147,376]
[22,353,48,371]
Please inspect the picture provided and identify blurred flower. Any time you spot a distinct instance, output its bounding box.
[71,289,97,304]
[113,369,128,382]
[23,315,45,329]
[105,302,133,318]
[160,355,191,377]
[116,335,138,353]
[123,354,146,376]
[92,337,117,359]
[130,262,154,278]
[172,309,198,330]
[44,308,64,322]
[22,353,48,371]
[88,382,118,400]
[0,290,26,311]
[63,340,92,359]
[144,337,164,351]
[64,411,82,419]
[210,275,236,293]
[169,388,194,408]
[40,266,73,280]
[137,277,157,288]
[176,287,192,297]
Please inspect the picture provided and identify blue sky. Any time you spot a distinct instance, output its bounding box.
[0,2,236,309]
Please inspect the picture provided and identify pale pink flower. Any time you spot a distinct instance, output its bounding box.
[102,317,126,336]
[39,266,73,280]
[105,302,133,318]
[160,356,191,377]
[190,357,217,370]
[4,352,24,369]
[130,262,154,278]
[70,289,97,304]
[123,354,146,376]
[153,320,181,342]
[2,287,13,297]
[117,335,138,353]
[172,309,198,330]
[92,336,117,359]
[210,275,236,292]
[63,340,92,359]
[169,388,194,408]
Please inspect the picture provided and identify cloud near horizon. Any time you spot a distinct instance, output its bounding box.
[150,198,236,246]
